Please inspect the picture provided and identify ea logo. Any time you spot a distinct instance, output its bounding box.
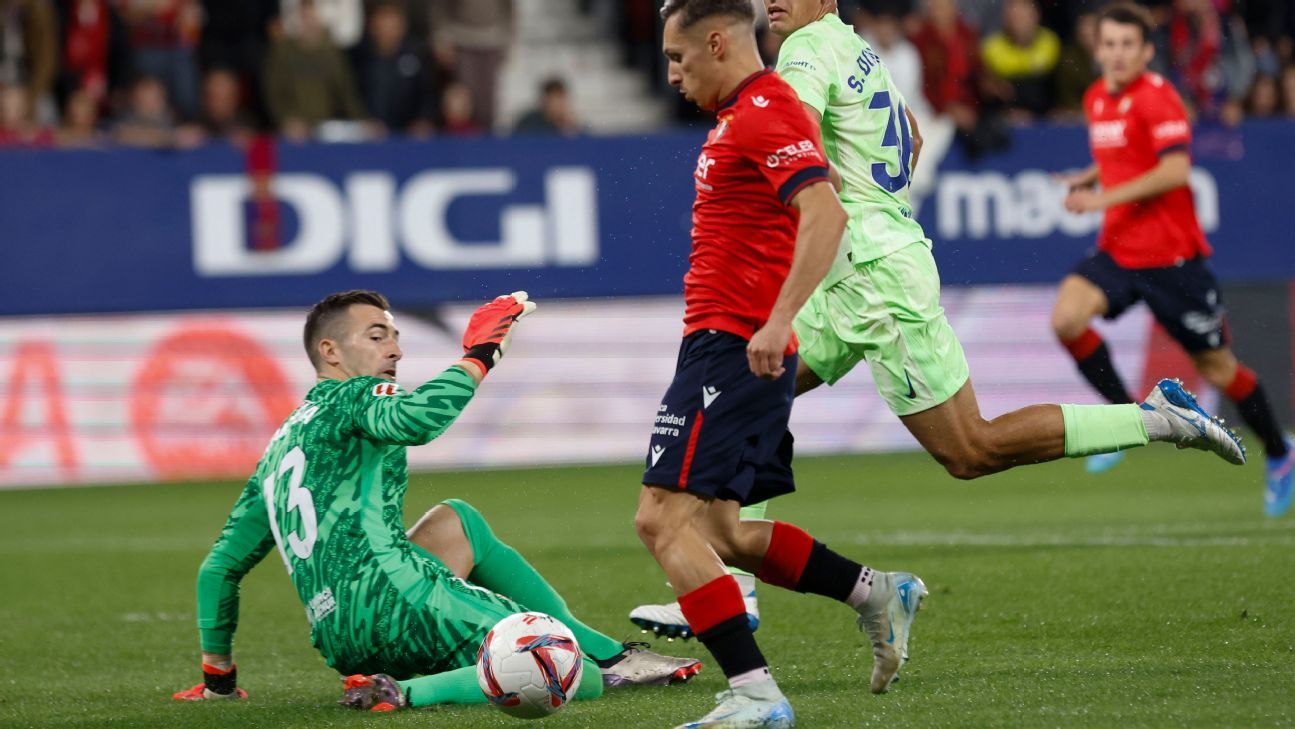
[130,324,297,479]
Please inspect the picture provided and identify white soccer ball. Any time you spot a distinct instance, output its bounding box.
[476,611,584,719]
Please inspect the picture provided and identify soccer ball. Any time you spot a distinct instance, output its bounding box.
[476,611,584,719]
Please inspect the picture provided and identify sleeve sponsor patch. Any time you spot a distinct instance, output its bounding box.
[781,59,817,72]
[765,140,823,168]
[1152,119,1190,142]
[371,383,400,397]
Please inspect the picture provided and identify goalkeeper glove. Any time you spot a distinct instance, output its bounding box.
[461,291,537,373]
[172,662,248,701]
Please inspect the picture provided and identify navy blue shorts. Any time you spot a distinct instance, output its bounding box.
[1072,251,1228,352]
[642,330,797,506]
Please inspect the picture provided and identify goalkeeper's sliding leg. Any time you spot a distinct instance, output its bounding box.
[407,499,701,689]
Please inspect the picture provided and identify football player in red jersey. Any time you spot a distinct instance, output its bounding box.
[631,1,927,725]
[1052,3,1291,515]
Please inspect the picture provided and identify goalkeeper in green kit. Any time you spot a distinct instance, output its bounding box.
[173,290,700,711]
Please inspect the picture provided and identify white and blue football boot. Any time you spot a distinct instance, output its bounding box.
[1264,436,1294,517]
[1141,378,1245,465]
[856,571,927,694]
[1085,450,1126,474]
[675,683,794,729]
[631,583,759,641]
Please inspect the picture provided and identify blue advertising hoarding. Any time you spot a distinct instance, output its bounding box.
[0,123,1291,316]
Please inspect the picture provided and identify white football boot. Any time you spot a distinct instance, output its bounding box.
[631,578,759,640]
[856,571,927,693]
[1142,378,1245,465]
[675,682,794,729]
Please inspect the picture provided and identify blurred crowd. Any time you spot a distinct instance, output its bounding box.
[0,0,580,148]
[3,0,1295,150]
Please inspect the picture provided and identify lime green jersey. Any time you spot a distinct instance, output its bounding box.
[776,13,929,271]
[195,367,477,662]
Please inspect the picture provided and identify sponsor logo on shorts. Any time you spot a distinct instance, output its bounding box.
[904,371,917,399]
[653,404,687,437]
[650,445,666,467]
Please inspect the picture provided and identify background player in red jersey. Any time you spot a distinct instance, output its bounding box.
[1052,3,1292,515]
[633,1,927,725]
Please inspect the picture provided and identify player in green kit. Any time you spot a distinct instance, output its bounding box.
[632,0,1247,659]
[173,290,700,711]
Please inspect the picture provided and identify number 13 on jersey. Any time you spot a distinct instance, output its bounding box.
[262,445,318,574]
[868,90,913,194]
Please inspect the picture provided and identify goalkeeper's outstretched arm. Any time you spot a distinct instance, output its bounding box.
[351,292,537,446]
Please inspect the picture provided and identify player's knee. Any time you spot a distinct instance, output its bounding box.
[702,525,742,565]
[931,437,998,480]
[441,498,494,544]
[1050,309,1087,342]
[634,501,669,554]
[940,457,989,481]
[1193,355,1236,390]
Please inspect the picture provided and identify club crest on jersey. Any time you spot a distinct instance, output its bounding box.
[1118,96,1133,114]
[714,113,732,140]
[372,383,400,397]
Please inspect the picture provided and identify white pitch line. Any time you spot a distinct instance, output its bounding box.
[841,531,1295,548]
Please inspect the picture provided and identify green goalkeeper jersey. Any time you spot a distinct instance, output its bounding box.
[776,13,929,278]
[195,367,477,664]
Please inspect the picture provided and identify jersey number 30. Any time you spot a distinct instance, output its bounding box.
[263,446,317,574]
[868,90,912,193]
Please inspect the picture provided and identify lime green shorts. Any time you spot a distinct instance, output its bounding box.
[794,242,970,417]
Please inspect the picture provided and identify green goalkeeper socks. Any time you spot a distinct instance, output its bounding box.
[441,500,626,663]
[399,657,604,707]
[1060,403,1150,457]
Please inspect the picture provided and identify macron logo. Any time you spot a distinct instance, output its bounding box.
[650,445,666,467]
[752,95,770,108]
[702,386,722,409]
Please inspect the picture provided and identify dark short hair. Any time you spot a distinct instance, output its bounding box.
[303,290,390,368]
[1098,2,1154,42]
[660,0,755,28]
[541,77,567,96]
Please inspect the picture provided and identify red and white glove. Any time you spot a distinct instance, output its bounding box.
[172,662,248,701]
[461,291,537,373]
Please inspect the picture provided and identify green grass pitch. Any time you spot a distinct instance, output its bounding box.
[1,448,1291,728]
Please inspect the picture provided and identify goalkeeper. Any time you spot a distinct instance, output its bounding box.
[173,290,700,711]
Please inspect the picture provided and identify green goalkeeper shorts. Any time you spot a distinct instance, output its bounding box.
[794,241,969,417]
[330,569,525,679]
[324,501,528,679]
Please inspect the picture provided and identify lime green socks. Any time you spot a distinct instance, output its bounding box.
[400,658,603,707]
[1060,403,1150,457]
